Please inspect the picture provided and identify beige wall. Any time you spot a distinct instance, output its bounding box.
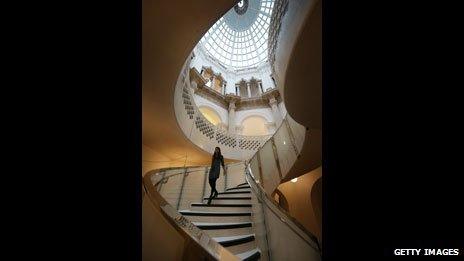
[143,145,172,175]
[142,145,198,176]
[143,196,186,261]
[276,167,322,243]
[241,116,268,136]
[143,144,239,177]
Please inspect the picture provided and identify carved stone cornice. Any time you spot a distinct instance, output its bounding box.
[189,67,282,111]
[261,88,281,101]
[236,96,270,111]
[189,67,206,87]
[225,94,241,104]
[201,66,214,75]
[201,66,225,83]
[195,86,228,108]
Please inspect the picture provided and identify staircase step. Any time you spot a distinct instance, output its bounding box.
[213,234,255,247]
[224,240,257,256]
[202,197,252,204]
[218,191,251,195]
[179,210,251,216]
[236,248,261,261]
[192,222,252,230]
[202,226,253,238]
[191,203,252,207]
[183,214,251,223]
[236,182,249,187]
[203,197,251,200]
[226,186,251,191]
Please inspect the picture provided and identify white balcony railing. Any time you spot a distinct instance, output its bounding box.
[174,58,272,160]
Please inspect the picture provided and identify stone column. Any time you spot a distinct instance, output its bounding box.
[246,82,251,98]
[269,95,283,126]
[228,101,236,134]
[211,75,216,90]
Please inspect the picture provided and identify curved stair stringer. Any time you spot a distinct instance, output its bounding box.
[143,155,321,261]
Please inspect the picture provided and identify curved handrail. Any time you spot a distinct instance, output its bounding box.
[239,104,321,253]
[143,169,239,261]
[245,112,305,192]
[149,166,205,183]
[245,163,321,252]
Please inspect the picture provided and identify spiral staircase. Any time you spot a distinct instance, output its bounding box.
[142,0,321,260]
[144,158,321,261]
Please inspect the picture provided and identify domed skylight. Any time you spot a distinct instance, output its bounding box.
[198,0,275,71]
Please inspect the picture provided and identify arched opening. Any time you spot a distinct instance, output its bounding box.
[198,106,222,126]
[241,115,268,136]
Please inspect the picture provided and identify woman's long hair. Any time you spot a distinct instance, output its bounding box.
[213,147,222,160]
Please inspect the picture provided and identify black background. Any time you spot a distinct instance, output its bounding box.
[5,0,463,259]
[323,0,464,258]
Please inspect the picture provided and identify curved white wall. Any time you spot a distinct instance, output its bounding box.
[235,107,275,124]
[241,116,269,136]
[278,101,288,118]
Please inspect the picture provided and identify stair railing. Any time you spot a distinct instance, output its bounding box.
[143,168,239,261]
[245,164,321,252]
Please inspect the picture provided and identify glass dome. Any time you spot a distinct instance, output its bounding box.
[198,0,275,71]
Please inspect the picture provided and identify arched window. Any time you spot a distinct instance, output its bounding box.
[199,106,222,126]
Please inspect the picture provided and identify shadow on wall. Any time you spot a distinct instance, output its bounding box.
[272,188,290,212]
[311,176,322,243]
[276,167,322,244]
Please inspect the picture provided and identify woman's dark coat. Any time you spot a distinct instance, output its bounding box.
[209,155,224,179]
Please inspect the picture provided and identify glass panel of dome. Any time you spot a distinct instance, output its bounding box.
[197,0,274,70]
